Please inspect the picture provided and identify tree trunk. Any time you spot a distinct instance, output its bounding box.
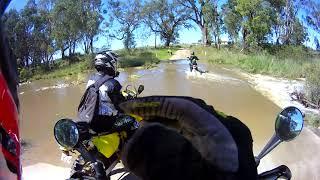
[214,35,217,48]
[25,57,29,68]
[90,37,93,54]
[201,26,209,46]
[165,37,170,47]
[242,28,248,50]
[284,0,293,45]
[84,42,88,54]
[69,42,72,56]
[61,47,65,59]
[73,42,76,54]
[154,32,157,49]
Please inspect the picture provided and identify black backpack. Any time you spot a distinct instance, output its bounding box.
[77,75,112,123]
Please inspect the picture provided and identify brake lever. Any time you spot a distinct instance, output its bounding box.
[258,165,292,180]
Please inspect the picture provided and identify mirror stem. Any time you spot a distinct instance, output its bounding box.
[77,143,96,163]
[256,134,282,165]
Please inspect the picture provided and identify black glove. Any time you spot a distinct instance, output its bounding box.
[76,121,91,140]
[120,96,257,179]
[119,96,257,180]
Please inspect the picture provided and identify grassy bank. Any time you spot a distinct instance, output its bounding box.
[191,46,319,79]
[19,55,94,82]
[117,49,160,68]
[191,46,320,128]
[305,114,320,129]
[149,47,180,60]
[19,47,178,82]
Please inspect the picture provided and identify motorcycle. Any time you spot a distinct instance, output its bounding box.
[54,101,303,179]
[121,85,144,100]
[186,57,207,74]
[54,85,144,180]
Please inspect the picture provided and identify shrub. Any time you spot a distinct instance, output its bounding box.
[305,114,320,128]
[118,50,160,68]
[305,63,320,104]
[19,68,33,82]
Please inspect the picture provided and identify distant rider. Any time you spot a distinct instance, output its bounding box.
[188,52,199,72]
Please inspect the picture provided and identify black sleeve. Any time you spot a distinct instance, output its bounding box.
[105,79,125,108]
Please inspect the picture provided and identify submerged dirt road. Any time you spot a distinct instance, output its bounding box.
[20,55,320,179]
[169,49,190,60]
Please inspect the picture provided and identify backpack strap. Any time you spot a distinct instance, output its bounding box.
[93,75,112,91]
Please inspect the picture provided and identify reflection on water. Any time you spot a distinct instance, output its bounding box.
[20,61,279,168]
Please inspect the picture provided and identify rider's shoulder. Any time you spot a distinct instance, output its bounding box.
[103,78,121,92]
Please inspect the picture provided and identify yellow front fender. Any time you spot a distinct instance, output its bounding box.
[92,133,120,158]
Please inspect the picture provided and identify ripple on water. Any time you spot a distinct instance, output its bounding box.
[185,71,244,85]
[35,84,70,92]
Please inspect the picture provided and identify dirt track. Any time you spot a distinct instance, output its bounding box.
[169,49,190,60]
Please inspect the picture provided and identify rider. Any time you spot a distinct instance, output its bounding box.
[188,52,199,72]
[85,51,135,133]
[119,96,257,180]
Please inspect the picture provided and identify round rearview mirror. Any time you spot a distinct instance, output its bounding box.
[54,119,79,149]
[275,107,304,141]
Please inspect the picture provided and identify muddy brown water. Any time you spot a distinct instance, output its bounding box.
[19,60,318,179]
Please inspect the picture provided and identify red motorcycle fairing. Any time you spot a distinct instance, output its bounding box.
[0,72,21,180]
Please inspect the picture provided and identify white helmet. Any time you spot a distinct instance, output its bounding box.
[94,51,119,76]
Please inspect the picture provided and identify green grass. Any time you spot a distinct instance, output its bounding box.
[191,46,319,79]
[305,113,320,128]
[31,61,90,81]
[117,49,161,68]
[149,47,179,60]
[19,48,170,82]
[19,55,94,82]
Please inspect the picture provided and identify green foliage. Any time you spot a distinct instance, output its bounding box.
[263,45,312,60]
[192,46,317,79]
[178,0,211,45]
[222,0,309,49]
[203,0,223,48]
[123,32,136,50]
[149,47,179,60]
[106,0,142,50]
[18,55,94,81]
[142,0,191,47]
[305,63,320,104]
[236,0,274,46]
[291,18,308,45]
[305,114,320,128]
[303,0,320,32]
[51,0,102,56]
[2,0,102,71]
[222,0,242,43]
[19,68,33,82]
[117,49,160,68]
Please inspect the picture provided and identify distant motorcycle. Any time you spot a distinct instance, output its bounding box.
[190,64,208,74]
[187,57,207,74]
